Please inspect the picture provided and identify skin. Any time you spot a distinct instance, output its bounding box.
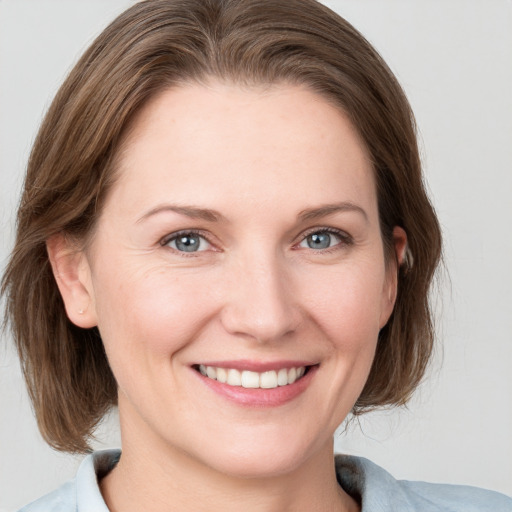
[49,81,406,512]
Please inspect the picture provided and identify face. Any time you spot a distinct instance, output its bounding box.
[67,82,401,478]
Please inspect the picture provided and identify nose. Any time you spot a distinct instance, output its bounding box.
[220,252,301,343]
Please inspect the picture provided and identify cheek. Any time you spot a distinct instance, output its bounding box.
[91,261,219,366]
[302,261,387,349]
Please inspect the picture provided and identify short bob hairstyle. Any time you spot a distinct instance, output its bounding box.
[2,0,441,453]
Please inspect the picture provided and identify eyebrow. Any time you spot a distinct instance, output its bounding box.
[136,204,226,224]
[137,201,368,224]
[298,202,368,223]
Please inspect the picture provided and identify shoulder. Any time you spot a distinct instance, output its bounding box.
[400,479,512,511]
[335,454,512,512]
[17,450,120,512]
[18,480,75,512]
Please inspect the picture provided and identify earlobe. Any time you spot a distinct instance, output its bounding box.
[46,234,97,328]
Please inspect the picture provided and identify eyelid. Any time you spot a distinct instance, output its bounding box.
[160,229,217,252]
[295,226,353,250]
[159,226,352,253]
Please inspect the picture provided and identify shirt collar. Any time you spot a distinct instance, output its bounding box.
[76,449,120,512]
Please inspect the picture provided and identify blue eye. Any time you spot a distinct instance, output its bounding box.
[299,230,345,250]
[165,232,210,252]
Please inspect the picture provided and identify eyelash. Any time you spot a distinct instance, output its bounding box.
[160,227,353,255]
[160,229,214,255]
[296,227,353,253]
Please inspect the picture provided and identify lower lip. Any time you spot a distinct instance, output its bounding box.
[193,366,318,407]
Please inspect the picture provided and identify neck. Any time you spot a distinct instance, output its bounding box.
[100,415,359,512]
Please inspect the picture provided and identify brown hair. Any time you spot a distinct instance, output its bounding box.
[2,0,441,453]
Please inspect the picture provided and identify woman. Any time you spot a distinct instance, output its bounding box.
[2,0,511,510]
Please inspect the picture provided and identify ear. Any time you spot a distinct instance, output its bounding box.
[46,234,97,328]
[379,226,408,328]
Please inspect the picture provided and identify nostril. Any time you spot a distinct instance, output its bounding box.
[219,304,301,343]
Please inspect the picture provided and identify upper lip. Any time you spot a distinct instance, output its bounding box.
[192,360,318,372]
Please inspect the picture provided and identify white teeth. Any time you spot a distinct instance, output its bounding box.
[277,368,288,386]
[216,367,227,383]
[260,371,277,389]
[241,371,260,388]
[227,368,242,386]
[198,365,307,388]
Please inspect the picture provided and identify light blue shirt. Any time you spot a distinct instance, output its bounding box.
[19,449,512,511]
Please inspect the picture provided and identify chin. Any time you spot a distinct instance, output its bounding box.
[190,427,329,480]
[208,450,308,480]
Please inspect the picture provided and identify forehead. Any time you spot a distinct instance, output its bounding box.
[110,81,376,219]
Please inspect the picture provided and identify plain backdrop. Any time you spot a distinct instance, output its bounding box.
[1,1,511,510]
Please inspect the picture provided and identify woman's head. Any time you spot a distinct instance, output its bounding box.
[2,0,441,454]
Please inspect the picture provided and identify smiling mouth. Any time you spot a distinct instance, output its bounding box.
[196,365,309,389]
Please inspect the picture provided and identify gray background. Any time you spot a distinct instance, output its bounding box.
[1,0,511,510]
